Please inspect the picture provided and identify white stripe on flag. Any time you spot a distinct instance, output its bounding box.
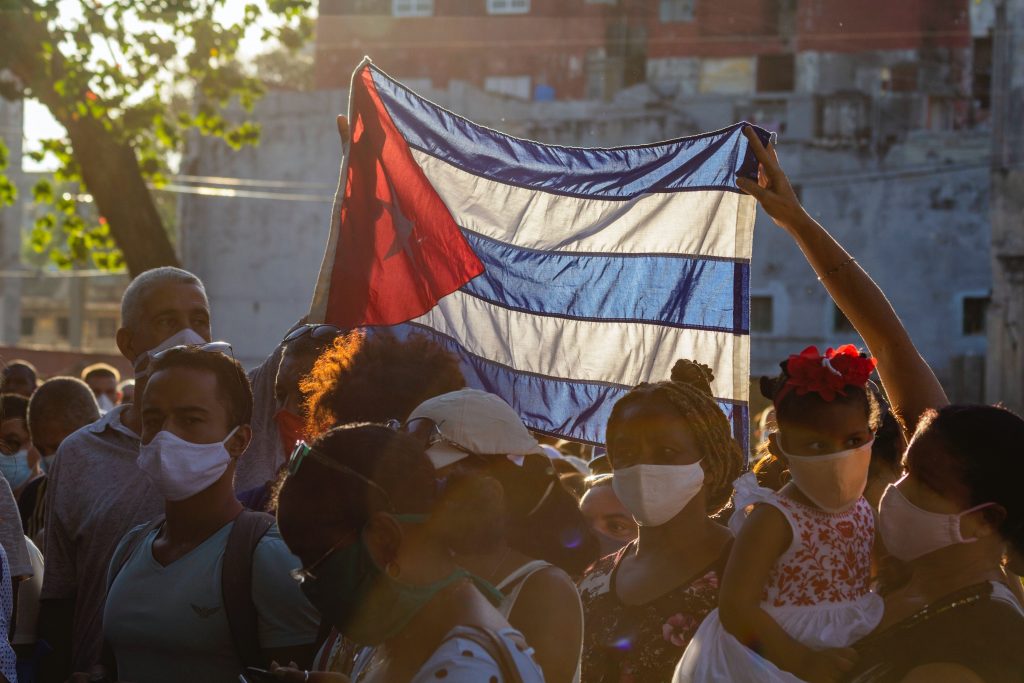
[409,290,749,402]
[411,149,756,260]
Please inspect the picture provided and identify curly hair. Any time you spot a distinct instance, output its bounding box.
[606,359,745,514]
[301,330,466,437]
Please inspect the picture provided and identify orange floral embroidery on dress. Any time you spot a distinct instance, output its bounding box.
[762,496,874,608]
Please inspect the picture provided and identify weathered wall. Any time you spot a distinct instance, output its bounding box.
[0,97,24,346]
[177,90,345,365]
[985,0,1024,413]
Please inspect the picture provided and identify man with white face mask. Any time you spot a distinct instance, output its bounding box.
[94,346,318,682]
[80,364,122,413]
[39,266,215,681]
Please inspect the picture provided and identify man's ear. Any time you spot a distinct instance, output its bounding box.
[226,424,252,459]
[363,512,402,570]
[767,432,787,464]
[116,327,136,363]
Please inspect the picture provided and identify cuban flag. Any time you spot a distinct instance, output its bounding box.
[310,58,771,450]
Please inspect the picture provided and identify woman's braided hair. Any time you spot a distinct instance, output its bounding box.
[607,359,744,514]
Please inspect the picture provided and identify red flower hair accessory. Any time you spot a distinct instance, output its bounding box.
[774,345,877,405]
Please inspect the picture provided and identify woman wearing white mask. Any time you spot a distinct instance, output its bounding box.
[676,345,883,683]
[732,126,1024,681]
[577,359,744,683]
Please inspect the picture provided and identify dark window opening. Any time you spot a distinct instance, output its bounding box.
[757,54,795,92]
[751,296,774,333]
[962,296,989,336]
[832,305,856,335]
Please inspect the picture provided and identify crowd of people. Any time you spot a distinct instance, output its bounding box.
[0,127,1020,683]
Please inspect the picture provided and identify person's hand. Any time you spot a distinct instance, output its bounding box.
[735,126,813,235]
[270,660,350,682]
[796,647,858,683]
[337,115,350,146]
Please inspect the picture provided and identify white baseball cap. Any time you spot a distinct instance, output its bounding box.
[407,389,545,469]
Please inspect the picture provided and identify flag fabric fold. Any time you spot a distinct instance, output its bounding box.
[311,58,771,449]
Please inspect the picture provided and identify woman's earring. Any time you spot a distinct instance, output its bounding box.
[386,561,401,578]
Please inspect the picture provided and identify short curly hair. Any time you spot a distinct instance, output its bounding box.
[302,330,466,437]
[606,359,745,514]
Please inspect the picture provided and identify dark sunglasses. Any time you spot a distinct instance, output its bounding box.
[289,531,358,585]
[282,324,345,344]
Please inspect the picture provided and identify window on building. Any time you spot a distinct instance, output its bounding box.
[484,75,531,99]
[889,62,918,93]
[832,304,856,335]
[973,36,992,112]
[816,94,869,141]
[962,296,989,336]
[487,0,529,14]
[756,54,795,92]
[659,0,695,22]
[392,0,432,16]
[20,317,35,338]
[750,296,774,333]
[97,317,117,339]
[57,316,70,339]
[585,49,609,100]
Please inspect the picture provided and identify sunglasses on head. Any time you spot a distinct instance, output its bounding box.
[151,341,234,361]
[401,416,482,461]
[282,324,345,344]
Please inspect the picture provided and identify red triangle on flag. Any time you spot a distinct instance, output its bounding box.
[325,67,484,328]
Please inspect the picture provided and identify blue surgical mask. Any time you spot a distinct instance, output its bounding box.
[0,449,33,489]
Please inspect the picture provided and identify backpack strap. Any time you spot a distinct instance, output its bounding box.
[108,515,165,591]
[448,626,527,683]
[222,509,276,669]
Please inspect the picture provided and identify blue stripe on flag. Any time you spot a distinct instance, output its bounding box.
[385,323,749,453]
[368,65,771,200]
[461,229,750,334]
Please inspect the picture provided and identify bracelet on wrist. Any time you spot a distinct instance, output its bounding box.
[818,256,856,281]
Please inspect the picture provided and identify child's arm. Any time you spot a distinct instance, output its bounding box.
[719,504,857,683]
[736,127,947,439]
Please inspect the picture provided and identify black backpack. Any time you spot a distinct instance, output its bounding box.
[107,509,276,669]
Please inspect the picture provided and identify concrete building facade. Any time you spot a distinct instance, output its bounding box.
[986,0,1024,414]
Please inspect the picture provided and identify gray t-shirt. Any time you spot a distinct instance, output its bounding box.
[235,343,285,494]
[104,521,319,683]
[41,404,162,672]
[0,477,31,578]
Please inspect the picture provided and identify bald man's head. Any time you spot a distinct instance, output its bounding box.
[28,377,101,458]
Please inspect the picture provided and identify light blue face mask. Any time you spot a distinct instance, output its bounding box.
[0,450,33,489]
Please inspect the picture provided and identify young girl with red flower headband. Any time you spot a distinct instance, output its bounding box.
[675,343,884,683]
[679,127,1024,682]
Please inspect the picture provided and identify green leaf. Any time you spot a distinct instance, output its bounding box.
[0,178,16,207]
[32,179,54,204]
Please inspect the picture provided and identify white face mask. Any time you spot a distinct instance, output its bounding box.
[96,394,117,413]
[612,462,704,527]
[878,480,992,562]
[138,426,239,501]
[779,438,873,513]
[133,328,207,379]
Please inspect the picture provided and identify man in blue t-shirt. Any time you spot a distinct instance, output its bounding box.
[99,345,319,683]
